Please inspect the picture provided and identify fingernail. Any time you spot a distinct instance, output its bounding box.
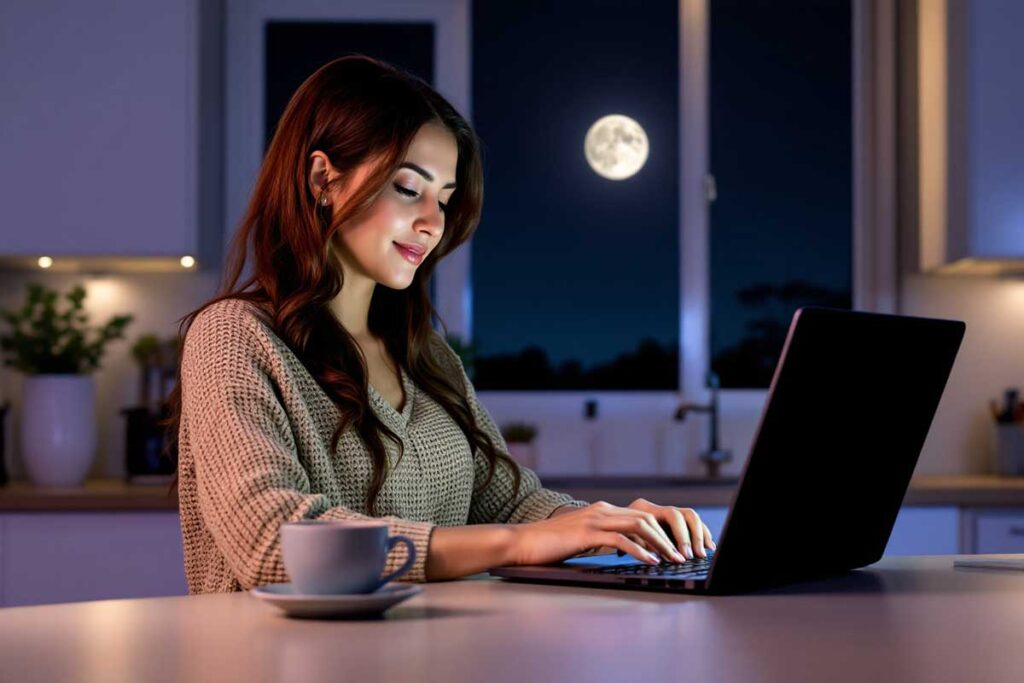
[647,551,660,564]
[673,550,686,563]
[684,545,694,560]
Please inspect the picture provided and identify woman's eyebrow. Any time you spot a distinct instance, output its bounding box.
[400,162,457,189]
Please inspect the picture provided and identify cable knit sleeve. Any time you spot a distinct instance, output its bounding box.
[180,305,435,589]
[428,332,590,525]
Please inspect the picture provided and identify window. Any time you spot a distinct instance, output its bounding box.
[469,0,680,390]
[709,0,853,389]
[264,22,434,151]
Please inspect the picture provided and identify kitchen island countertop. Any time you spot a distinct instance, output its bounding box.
[1,555,1023,682]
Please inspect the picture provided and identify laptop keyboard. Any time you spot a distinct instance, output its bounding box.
[586,551,714,578]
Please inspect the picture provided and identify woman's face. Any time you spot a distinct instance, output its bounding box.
[326,122,458,290]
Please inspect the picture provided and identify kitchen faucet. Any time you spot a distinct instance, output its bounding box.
[674,371,733,478]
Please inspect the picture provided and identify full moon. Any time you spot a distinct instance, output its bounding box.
[583,114,649,180]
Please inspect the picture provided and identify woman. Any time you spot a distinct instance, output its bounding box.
[163,55,715,594]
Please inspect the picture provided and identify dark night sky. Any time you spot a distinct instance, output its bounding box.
[471,0,851,387]
[471,0,680,371]
[260,3,852,389]
[709,0,852,357]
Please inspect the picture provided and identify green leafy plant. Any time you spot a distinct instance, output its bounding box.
[130,333,162,366]
[501,421,537,443]
[0,283,133,375]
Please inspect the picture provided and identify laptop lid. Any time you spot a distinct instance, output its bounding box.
[489,307,965,595]
[704,306,965,593]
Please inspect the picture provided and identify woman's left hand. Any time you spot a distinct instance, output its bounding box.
[623,498,717,560]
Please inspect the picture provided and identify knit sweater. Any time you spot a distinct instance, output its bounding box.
[177,297,588,593]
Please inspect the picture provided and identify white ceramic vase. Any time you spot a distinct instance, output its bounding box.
[20,374,97,486]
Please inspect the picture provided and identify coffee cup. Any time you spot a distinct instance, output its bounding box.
[280,520,416,594]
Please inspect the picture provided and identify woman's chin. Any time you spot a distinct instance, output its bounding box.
[377,273,416,290]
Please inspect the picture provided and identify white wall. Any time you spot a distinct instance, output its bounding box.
[901,274,1024,474]
[1,0,1020,481]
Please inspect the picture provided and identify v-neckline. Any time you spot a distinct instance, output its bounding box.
[367,364,415,425]
[237,299,415,427]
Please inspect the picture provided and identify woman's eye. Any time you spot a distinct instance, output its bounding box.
[396,182,447,213]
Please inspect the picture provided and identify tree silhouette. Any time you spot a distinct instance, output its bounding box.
[469,277,848,391]
[473,336,678,390]
[713,278,850,388]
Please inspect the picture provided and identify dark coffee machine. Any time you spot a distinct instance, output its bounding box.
[122,402,176,484]
[124,334,179,484]
[0,401,9,486]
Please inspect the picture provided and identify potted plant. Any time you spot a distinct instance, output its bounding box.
[0,283,132,486]
[501,421,539,470]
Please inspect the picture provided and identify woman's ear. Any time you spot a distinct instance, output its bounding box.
[308,151,334,205]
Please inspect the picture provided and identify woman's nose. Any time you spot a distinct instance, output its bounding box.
[416,205,444,236]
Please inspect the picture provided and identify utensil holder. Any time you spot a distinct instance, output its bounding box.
[994,423,1024,476]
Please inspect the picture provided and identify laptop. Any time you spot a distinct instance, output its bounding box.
[489,306,966,595]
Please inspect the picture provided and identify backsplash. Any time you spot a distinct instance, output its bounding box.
[0,269,1020,480]
[901,273,1024,474]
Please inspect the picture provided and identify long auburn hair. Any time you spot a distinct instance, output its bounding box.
[159,55,521,515]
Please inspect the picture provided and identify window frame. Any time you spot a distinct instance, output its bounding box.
[456,0,898,474]
[227,0,897,476]
[225,0,471,311]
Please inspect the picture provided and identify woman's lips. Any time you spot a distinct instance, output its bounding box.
[394,242,424,265]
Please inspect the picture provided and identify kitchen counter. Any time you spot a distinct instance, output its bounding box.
[544,474,1024,507]
[1,555,1023,682]
[0,479,178,511]
[1,474,1024,511]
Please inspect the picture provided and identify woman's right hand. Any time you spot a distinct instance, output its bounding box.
[507,501,691,566]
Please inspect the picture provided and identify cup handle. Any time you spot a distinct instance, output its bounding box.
[378,535,417,586]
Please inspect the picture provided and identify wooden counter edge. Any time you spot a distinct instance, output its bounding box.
[0,480,178,511]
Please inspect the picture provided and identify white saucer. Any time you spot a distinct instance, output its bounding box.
[250,581,422,619]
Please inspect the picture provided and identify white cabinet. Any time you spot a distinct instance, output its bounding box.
[700,506,960,557]
[0,0,222,265]
[964,508,1024,554]
[0,512,188,607]
[909,0,1024,274]
[961,0,1024,262]
[0,504,1012,608]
